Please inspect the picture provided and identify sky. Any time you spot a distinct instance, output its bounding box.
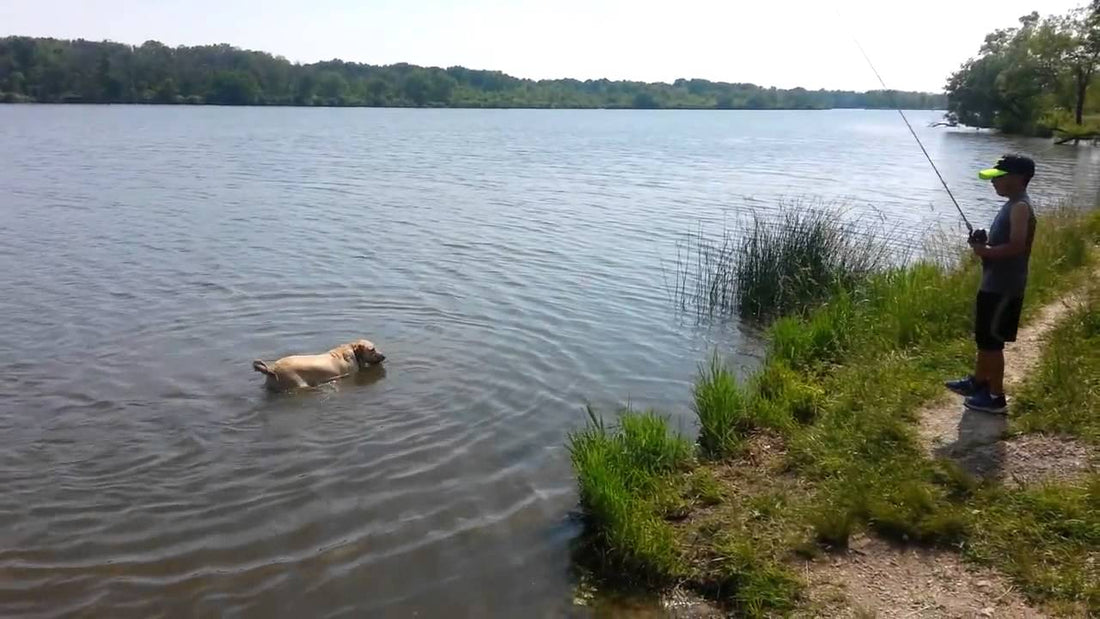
[0,0,1085,92]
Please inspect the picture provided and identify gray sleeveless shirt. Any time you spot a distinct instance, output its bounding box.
[980,192,1036,296]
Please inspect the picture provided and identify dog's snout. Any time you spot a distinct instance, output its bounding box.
[376,353,386,362]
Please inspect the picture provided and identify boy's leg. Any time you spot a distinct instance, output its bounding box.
[964,293,1020,413]
[987,295,1023,397]
[972,291,999,387]
[948,292,995,395]
[974,351,990,385]
[980,349,1005,395]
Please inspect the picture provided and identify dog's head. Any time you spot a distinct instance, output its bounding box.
[351,339,386,366]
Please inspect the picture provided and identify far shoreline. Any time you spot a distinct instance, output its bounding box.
[0,101,947,112]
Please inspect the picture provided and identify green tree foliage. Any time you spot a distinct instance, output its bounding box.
[154,78,178,103]
[1044,4,1100,124]
[946,4,1100,134]
[208,71,260,105]
[315,70,349,105]
[0,35,945,110]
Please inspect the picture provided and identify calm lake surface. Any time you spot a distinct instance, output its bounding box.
[1,106,1098,617]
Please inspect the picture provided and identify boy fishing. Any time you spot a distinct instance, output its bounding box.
[945,154,1037,414]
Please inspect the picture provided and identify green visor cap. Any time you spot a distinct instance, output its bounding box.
[978,168,1009,180]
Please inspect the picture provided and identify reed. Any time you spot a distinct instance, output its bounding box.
[673,200,896,321]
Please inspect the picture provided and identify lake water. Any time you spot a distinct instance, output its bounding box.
[1,106,1097,617]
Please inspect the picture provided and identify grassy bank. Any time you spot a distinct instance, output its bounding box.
[1013,283,1100,443]
[570,205,1100,615]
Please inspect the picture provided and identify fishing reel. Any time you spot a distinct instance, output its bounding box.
[968,229,988,245]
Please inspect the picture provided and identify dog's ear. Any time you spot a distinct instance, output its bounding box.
[351,342,366,362]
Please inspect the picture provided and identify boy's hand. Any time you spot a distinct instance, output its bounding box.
[968,229,988,258]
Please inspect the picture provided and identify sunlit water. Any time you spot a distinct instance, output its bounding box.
[1,106,1097,617]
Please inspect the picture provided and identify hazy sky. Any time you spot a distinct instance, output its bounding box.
[0,0,1084,92]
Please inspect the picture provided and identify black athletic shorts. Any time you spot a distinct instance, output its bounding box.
[975,291,1024,351]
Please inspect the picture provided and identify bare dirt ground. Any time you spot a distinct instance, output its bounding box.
[797,535,1048,619]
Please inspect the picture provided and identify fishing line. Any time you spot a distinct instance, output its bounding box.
[839,14,976,233]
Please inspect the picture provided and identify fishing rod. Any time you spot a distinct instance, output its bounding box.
[847,34,979,236]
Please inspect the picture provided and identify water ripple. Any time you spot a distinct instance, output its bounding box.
[0,106,1096,617]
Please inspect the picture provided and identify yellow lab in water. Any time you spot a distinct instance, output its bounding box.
[252,339,386,391]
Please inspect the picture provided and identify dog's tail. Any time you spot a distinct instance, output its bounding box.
[252,360,276,376]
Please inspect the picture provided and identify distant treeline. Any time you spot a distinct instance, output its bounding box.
[0,36,945,110]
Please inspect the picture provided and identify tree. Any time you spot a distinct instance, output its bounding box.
[154,77,178,103]
[946,12,1057,134]
[425,70,456,105]
[632,91,658,108]
[316,70,348,105]
[294,72,316,105]
[5,70,24,93]
[363,77,390,106]
[946,5,1100,135]
[946,55,1008,128]
[1044,5,1100,124]
[208,70,259,105]
[401,71,430,105]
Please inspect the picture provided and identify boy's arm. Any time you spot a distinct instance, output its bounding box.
[971,202,1031,260]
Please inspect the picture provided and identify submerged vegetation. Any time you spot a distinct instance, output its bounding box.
[572,202,1100,614]
[0,36,946,109]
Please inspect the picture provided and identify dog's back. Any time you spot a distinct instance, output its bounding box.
[252,351,349,391]
[252,340,385,391]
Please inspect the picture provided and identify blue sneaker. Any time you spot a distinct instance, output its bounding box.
[964,390,1007,414]
[945,375,984,397]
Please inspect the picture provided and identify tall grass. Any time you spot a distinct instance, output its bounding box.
[1013,282,1100,442]
[1025,202,1096,298]
[567,407,693,583]
[968,479,1100,612]
[693,356,752,459]
[693,355,819,459]
[735,207,892,319]
[673,201,896,320]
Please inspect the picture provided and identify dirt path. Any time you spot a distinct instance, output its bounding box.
[798,278,1099,618]
[919,282,1098,485]
[798,535,1046,619]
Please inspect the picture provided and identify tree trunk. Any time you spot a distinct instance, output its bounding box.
[1075,66,1089,126]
